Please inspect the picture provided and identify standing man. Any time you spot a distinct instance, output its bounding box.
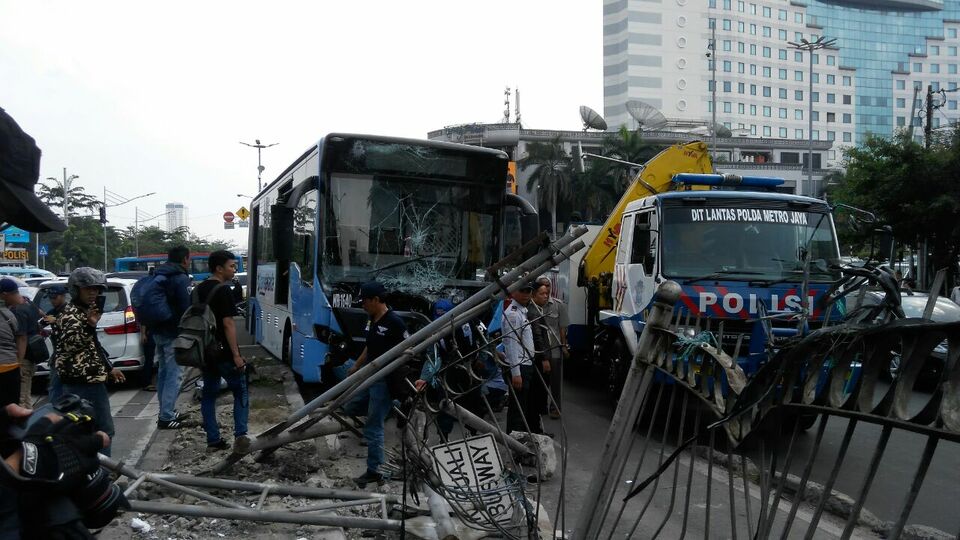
[148,246,192,430]
[196,250,249,451]
[502,282,545,435]
[344,281,408,488]
[534,276,569,418]
[0,280,31,408]
[54,268,125,457]
[0,287,23,408]
[42,285,69,403]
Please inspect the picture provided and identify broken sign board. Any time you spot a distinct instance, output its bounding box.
[430,433,513,524]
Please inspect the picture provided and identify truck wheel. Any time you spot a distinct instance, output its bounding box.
[605,337,631,404]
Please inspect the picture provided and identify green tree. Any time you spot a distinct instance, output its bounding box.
[35,182,101,219]
[521,137,573,236]
[830,129,960,287]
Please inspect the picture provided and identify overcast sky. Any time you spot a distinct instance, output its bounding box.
[0,1,602,249]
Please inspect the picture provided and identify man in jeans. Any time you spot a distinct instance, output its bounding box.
[195,250,248,451]
[344,281,408,487]
[151,246,192,429]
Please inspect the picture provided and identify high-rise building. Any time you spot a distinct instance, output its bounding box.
[604,0,960,163]
[165,202,188,232]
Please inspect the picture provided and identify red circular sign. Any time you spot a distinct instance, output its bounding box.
[223,212,235,223]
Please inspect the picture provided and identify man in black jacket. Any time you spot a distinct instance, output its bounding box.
[150,247,192,429]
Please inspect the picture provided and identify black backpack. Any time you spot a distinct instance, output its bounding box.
[173,282,229,369]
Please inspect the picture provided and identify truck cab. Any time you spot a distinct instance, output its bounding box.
[601,175,843,395]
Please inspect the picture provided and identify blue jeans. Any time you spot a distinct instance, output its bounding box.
[62,382,114,457]
[343,380,393,475]
[153,333,182,422]
[48,364,63,404]
[200,361,249,445]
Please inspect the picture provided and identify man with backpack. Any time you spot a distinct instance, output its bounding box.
[190,250,248,452]
[133,246,192,430]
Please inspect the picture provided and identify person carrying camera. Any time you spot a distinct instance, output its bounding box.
[52,268,125,457]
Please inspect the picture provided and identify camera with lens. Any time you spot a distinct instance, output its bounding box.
[7,394,130,529]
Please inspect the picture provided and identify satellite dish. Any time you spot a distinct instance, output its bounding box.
[579,105,608,131]
[626,100,668,131]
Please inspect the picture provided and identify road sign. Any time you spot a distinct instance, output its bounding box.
[224,222,235,230]
[223,211,235,223]
[39,244,49,257]
[2,227,30,243]
[236,207,250,221]
[238,220,249,228]
[430,434,512,524]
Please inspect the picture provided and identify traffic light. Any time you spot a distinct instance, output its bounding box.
[99,206,107,224]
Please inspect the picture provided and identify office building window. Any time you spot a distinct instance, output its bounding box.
[750,104,756,115]
[708,101,713,112]
[931,45,940,56]
[812,130,819,140]
[738,82,745,93]
[931,64,940,74]
[827,55,835,66]
[724,81,732,92]
[738,103,745,114]
[951,82,958,90]
[795,32,803,41]
[724,61,731,72]
[842,132,852,143]
[826,74,835,85]
[738,42,745,53]
[763,6,771,17]
[763,66,771,77]
[812,91,819,102]
[827,93,836,103]
[950,46,958,56]
[750,64,757,75]
[812,53,819,65]
[794,12,802,23]
[738,62,745,73]
[750,84,757,95]
[763,46,771,58]
[750,24,757,35]
[779,127,788,138]
[763,26,771,38]
[723,102,732,113]
[795,51,803,63]
[933,82,940,91]
[778,9,787,20]
[950,100,958,110]
[738,21,745,32]
[779,29,787,40]
[779,49,787,60]
[723,40,732,51]
[913,62,922,72]
[779,88,787,99]
[812,73,819,83]
[795,70,803,81]
[779,108,787,118]
[763,106,771,117]
[795,129,803,139]
[827,112,836,122]
[763,125,772,136]
[843,94,851,105]
[843,113,852,123]
[751,3,757,15]
[795,109,803,120]
[896,80,906,90]
[812,111,819,121]
[723,19,731,30]
[842,76,851,86]
[795,90,803,101]
[950,28,957,38]
[724,0,731,8]
[763,86,771,97]
[738,0,745,11]
[896,116,906,126]
[779,69,787,80]
[827,131,836,141]
[950,64,958,75]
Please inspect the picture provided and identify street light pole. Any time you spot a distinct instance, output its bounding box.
[240,140,278,193]
[46,168,80,226]
[710,22,718,166]
[789,36,836,197]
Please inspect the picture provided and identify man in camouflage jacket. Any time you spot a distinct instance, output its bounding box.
[53,268,125,456]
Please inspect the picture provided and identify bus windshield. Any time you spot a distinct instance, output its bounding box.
[321,172,502,293]
[660,205,841,282]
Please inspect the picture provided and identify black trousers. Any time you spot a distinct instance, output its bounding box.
[506,364,543,434]
[0,367,20,409]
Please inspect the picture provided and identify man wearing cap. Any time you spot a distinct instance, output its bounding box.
[502,281,545,435]
[42,285,69,403]
[344,281,409,488]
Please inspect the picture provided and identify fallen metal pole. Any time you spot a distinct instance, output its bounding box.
[127,500,403,531]
[100,455,400,503]
[572,281,681,540]
[439,399,532,456]
[235,420,346,454]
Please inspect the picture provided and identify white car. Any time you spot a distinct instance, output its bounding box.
[32,277,146,382]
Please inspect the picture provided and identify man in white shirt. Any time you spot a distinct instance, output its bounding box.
[502,282,544,434]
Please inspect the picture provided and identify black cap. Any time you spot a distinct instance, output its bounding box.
[359,281,387,300]
[0,107,66,233]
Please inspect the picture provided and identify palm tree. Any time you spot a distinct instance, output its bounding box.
[520,138,573,236]
[36,182,101,219]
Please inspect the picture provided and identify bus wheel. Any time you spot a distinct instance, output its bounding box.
[282,324,292,367]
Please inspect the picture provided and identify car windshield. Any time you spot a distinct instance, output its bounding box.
[661,205,841,282]
[899,296,960,322]
[321,173,502,294]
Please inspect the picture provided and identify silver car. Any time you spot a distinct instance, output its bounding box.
[33,277,146,381]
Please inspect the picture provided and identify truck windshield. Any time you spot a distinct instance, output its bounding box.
[321,173,502,294]
[660,205,841,281]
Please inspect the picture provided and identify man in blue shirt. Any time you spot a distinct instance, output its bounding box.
[344,281,408,488]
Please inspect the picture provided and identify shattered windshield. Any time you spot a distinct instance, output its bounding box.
[321,172,502,294]
[661,205,841,281]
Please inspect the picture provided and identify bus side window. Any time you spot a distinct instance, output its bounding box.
[292,190,318,285]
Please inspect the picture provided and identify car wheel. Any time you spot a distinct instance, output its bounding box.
[605,336,630,404]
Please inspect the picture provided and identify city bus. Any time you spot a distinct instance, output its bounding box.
[115,253,244,281]
[247,133,536,383]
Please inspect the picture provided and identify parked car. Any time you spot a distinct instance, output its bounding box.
[854,290,960,382]
[32,277,145,383]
